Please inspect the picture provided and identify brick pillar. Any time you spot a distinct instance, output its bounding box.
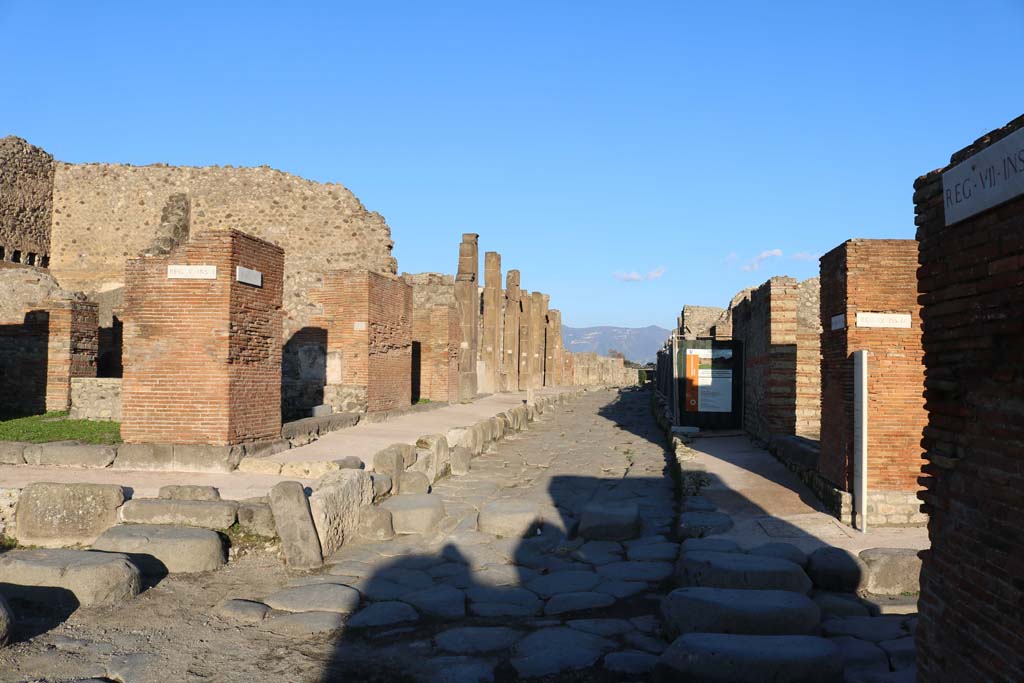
[529,292,546,389]
[518,290,532,391]
[45,300,98,411]
[122,229,283,445]
[320,270,412,414]
[914,116,1024,683]
[819,239,926,526]
[455,234,479,400]
[501,269,521,391]
[480,252,502,394]
[547,309,563,386]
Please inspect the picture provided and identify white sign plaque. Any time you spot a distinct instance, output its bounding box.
[942,126,1024,225]
[830,314,846,331]
[354,321,367,331]
[235,265,263,287]
[167,265,216,280]
[856,312,912,329]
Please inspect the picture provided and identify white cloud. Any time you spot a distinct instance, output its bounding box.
[741,248,783,272]
[790,251,820,262]
[613,266,667,282]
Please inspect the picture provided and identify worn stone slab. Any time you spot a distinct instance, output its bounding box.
[308,470,373,557]
[829,635,889,674]
[0,442,27,465]
[526,570,600,598]
[91,524,225,574]
[237,457,283,475]
[661,587,820,638]
[859,548,921,596]
[263,584,360,614]
[573,540,624,565]
[656,633,842,683]
[544,591,615,615]
[813,591,871,617]
[0,548,141,607]
[595,579,648,599]
[400,584,465,620]
[237,502,276,537]
[604,650,657,674]
[807,547,869,592]
[682,496,716,512]
[436,626,522,654]
[157,485,220,501]
[627,542,679,562]
[567,618,635,636]
[748,542,808,568]
[821,616,909,643]
[676,551,812,593]
[478,499,542,538]
[423,656,496,683]
[118,498,237,530]
[381,494,445,535]
[450,447,472,475]
[578,502,641,541]
[597,561,673,582]
[261,610,344,636]
[398,471,430,495]
[280,460,343,478]
[683,537,741,553]
[466,585,543,617]
[678,511,734,538]
[113,443,243,473]
[15,482,125,547]
[213,599,270,623]
[346,601,419,628]
[510,627,615,678]
[23,442,116,468]
[357,505,394,541]
[268,481,323,570]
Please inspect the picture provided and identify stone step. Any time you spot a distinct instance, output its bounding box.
[661,587,821,638]
[118,498,238,530]
[478,499,543,538]
[381,494,445,535]
[0,548,141,608]
[91,524,226,575]
[675,551,812,593]
[656,633,842,683]
[677,511,734,538]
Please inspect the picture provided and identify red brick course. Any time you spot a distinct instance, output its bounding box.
[122,229,283,445]
[914,115,1024,683]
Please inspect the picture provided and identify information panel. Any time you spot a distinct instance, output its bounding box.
[684,348,733,413]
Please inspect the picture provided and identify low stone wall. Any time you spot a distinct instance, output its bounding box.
[69,377,122,421]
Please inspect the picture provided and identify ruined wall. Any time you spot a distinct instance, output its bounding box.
[45,301,99,412]
[914,115,1024,683]
[795,277,822,438]
[0,137,53,266]
[819,239,925,524]
[69,377,122,421]
[122,229,284,445]
[568,352,637,387]
[403,273,458,403]
[678,305,725,339]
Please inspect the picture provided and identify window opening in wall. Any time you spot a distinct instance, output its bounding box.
[11,250,21,263]
[0,245,5,260]
[27,253,37,266]
[41,255,49,268]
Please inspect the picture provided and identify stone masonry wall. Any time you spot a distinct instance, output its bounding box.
[678,305,725,339]
[121,229,284,445]
[913,114,1024,683]
[69,377,122,420]
[0,136,53,267]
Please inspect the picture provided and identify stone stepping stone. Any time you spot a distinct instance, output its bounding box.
[381,495,445,535]
[118,498,237,530]
[510,627,615,678]
[859,548,922,596]
[269,481,323,571]
[879,636,916,670]
[400,585,465,620]
[375,567,433,589]
[748,542,808,568]
[578,502,641,541]
[597,560,673,582]
[346,601,419,628]
[477,499,543,538]
[676,551,812,593]
[572,541,623,565]
[91,524,224,574]
[435,626,523,654]
[567,618,635,636]
[0,549,141,608]
[626,542,679,562]
[213,599,270,623]
[544,591,616,615]
[263,584,360,614]
[661,587,820,638]
[828,635,889,674]
[683,537,741,553]
[656,633,842,683]
[821,616,909,643]
[604,650,657,674]
[424,656,497,683]
[678,511,734,538]
[807,547,868,592]
[525,570,600,598]
[261,611,344,636]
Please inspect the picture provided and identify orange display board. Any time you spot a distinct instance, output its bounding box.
[684,349,700,412]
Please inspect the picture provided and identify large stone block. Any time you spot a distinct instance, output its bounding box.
[112,443,243,473]
[118,498,237,530]
[158,485,220,501]
[237,502,276,537]
[268,481,322,570]
[578,503,641,541]
[478,500,543,538]
[0,442,27,465]
[23,442,116,468]
[807,547,868,592]
[858,548,921,596]
[381,494,445,535]
[414,434,450,483]
[15,482,125,547]
[656,633,842,683]
[676,551,812,594]
[91,524,225,574]
[308,470,373,557]
[661,587,820,639]
[0,548,141,607]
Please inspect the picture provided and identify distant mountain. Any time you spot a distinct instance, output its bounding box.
[562,325,671,364]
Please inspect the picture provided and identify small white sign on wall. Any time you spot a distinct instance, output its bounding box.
[235,265,263,287]
[354,321,367,331]
[830,314,846,331]
[167,265,217,280]
[856,312,912,329]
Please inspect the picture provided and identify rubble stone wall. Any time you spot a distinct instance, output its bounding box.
[0,136,53,266]
[69,377,122,421]
[914,114,1024,683]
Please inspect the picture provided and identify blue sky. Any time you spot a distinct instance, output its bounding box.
[2,1,1021,328]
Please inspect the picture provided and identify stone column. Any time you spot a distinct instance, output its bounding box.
[501,269,521,392]
[518,290,532,391]
[455,233,479,401]
[480,252,502,394]
[529,292,546,389]
[547,308,563,386]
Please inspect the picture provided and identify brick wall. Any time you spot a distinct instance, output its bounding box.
[0,136,53,267]
[818,239,925,501]
[122,229,283,445]
[403,272,459,403]
[319,270,412,413]
[0,311,49,416]
[914,115,1024,683]
[45,301,99,412]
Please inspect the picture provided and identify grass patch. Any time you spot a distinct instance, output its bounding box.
[416,398,432,405]
[0,411,122,444]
